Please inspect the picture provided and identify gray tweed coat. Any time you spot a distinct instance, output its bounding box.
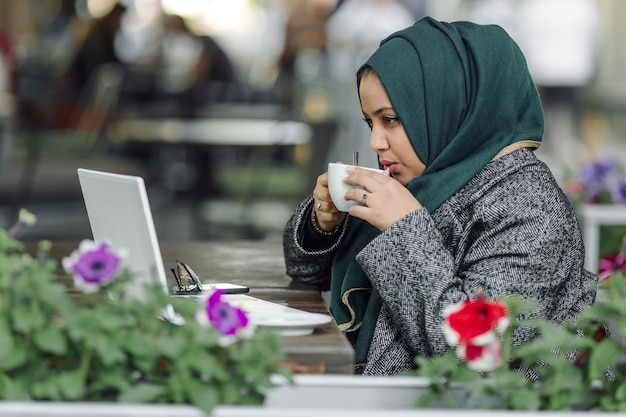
[283,149,597,375]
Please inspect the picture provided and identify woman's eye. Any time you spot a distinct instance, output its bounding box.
[382,116,398,126]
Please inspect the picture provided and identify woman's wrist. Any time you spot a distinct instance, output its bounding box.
[311,207,341,237]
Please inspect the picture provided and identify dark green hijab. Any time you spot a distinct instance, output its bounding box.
[329,17,545,372]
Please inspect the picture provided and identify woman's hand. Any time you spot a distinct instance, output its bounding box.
[313,171,347,232]
[344,166,422,231]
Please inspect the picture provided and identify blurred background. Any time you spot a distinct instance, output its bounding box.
[0,0,625,243]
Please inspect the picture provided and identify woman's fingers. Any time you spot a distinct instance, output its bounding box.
[343,167,421,231]
[344,167,390,191]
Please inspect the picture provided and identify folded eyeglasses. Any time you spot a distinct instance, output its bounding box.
[170,260,202,293]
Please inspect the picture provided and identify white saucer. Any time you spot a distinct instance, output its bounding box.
[249,313,332,336]
[223,294,332,336]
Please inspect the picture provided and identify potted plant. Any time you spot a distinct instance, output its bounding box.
[409,270,626,411]
[0,210,290,414]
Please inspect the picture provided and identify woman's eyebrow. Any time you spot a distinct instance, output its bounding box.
[373,106,395,116]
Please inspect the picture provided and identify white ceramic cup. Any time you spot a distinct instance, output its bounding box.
[327,162,384,212]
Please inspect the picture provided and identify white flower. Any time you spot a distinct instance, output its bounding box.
[456,338,504,372]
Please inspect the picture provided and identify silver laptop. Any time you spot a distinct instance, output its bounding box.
[77,167,250,292]
[78,168,170,297]
[77,168,331,335]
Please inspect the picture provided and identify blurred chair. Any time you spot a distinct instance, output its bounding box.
[53,61,126,154]
[0,62,150,232]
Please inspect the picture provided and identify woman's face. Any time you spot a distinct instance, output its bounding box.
[359,71,426,187]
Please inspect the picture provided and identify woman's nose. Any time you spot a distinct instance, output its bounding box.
[369,129,389,152]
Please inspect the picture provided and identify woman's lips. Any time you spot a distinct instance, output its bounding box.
[381,160,398,174]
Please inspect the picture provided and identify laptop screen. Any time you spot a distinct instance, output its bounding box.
[77,168,168,297]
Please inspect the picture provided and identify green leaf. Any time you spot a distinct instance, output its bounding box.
[589,340,621,379]
[37,283,73,311]
[615,382,626,402]
[0,229,25,251]
[118,383,164,403]
[92,335,127,367]
[0,375,30,400]
[504,296,540,318]
[413,351,458,379]
[558,365,586,393]
[414,390,443,408]
[131,355,156,373]
[31,376,61,400]
[600,395,619,411]
[183,350,221,377]
[98,314,136,332]
[509,387,541,410]
[449,364,483,383]
[0,323,26,371]
[33,326,67,355]
[186,383,219,413]
[155,333,187,358]
[219,381,243,404]
[580,303,620,320]
[123,332,155,357]
[89,367,130,393]
[58,370,86,400]
[11,303,46,332]
[515,329,591,366]
[616,321,626,339]
[0,336,27,371]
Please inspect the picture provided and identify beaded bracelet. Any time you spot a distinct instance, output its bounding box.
[311,207,341,237]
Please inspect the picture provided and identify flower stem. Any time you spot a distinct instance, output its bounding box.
[79,348,92,386]
[548,360,563,410]
[437,383,463,408]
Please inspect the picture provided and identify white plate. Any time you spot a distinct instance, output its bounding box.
[223,294,332,336]
[249,313,332,336]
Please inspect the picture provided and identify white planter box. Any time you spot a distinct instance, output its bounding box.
[0,401,205,417]
[211,375,623,417]
[2,375,624,417]
[263,374,433,409]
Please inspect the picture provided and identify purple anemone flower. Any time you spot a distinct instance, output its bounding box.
[578,157,617,183]
[609,178,626,204]
[577,157,620,202]
[62,240,126,293]
[195,290,250,342]
[205,290,249,336]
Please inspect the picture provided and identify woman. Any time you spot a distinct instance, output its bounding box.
[282,17,597,375]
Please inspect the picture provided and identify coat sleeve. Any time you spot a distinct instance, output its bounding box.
[282,196,349,289]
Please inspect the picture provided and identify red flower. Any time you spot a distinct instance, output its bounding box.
[442,296,510,372]
[443,296,509,345]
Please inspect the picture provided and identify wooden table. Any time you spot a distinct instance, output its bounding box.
[27,240,354,375]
